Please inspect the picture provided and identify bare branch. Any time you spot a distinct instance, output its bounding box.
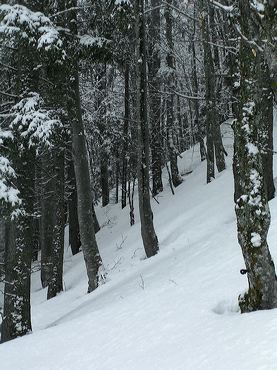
[0,91,18,99]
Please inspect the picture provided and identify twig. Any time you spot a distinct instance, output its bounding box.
[116,234,127,250]
[149,185,160,204]
[109,257,122,271]
[139,274,145,290]
[131,248,143,259]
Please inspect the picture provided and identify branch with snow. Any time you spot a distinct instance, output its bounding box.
[10,92,62,148]
[79,35,110,48]
[0,155,21,209]
[0,4,63,52]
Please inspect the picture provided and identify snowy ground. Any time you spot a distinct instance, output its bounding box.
[0,115,277,369]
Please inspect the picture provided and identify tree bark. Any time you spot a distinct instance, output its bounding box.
[100,154,109,207]
[40,154,56,288]
[68,158,81,255]
[191,3,206,162]
[135,0,159,258]
[234,0,277,313]
[1,155,34,342]
[66,0,103,292]
[200,0,225,183]
[47,151,65,299]
[259,58,275,201]
[165,0,182,188]
[148,0,163,196]
[121,63,130,209]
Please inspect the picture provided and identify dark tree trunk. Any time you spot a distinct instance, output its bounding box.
[148,0,163,196]
[201,0,215,183]
[47,152,65,300]
[213,122,226,173]
[234,0,277,313]
[128,177,135,227]
[260,59,275,201]
[68,68,103,292]
[135,0,159,257]
[1,155,34,342]
[165,0,182,188]
[200,0,225,183]
[210,6,227,172]
[100,154,109,207]
[66,0,103,292]
[0,219,5,276]
[121,64,130,209]
[40,154,56,288]
[68,158,81,255]
[1,219,32,343]
[191,3,206,162]
[115,149,120,204]
[92,204,100,234]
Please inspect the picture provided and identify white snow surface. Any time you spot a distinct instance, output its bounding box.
[1,116,277,369]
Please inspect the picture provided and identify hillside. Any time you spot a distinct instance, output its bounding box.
[0,117,277,370]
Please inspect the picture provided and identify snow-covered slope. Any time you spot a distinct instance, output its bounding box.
[1,117,277,370]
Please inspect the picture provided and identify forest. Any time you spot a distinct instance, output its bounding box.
[0,0,277,368]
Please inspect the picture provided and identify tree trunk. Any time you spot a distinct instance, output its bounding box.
[47,151,65,300]
[234,0,277,313]
[115,149,120,204]
[260,59,275,201]
[40,154,56,288]
[200,0,225,183]
[69,67,103,292]
[209,5,226,172]
[100,154,109,207]
[1,219,32,343]
[68,158,81,255]
[121,63,130,209]
[148,0,163,196]
[1,155,34,342]
[135,0,159,258]
[66,0,103,292]
[0,219,5,276]
[92,203,100,234]
[191,3,206,162]
[165,0,182,188]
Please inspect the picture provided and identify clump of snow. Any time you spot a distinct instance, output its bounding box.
[242,101,255,124]
[248,168,262,207]
[79,35,109,48]
[246,142,259,155]
[251,232,262,247]
[250,0,265,13]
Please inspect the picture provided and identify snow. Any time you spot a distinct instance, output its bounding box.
[251,232,262,247]
[10,93,61,148]
[0,115,277,369]
[0,155,21,207]
[250,0,265,13]
[79,35,109,48]
[115,0,130,4]
[0,4,62,51]
[246,142,259,155]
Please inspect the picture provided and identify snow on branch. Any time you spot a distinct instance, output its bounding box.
[10,92,62,148]
[0,126,21,209]
[0,4,62,51]
[210,1,234,13]
[115,0,130,4]
[0,155,20,207]
[79,35,110,48]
